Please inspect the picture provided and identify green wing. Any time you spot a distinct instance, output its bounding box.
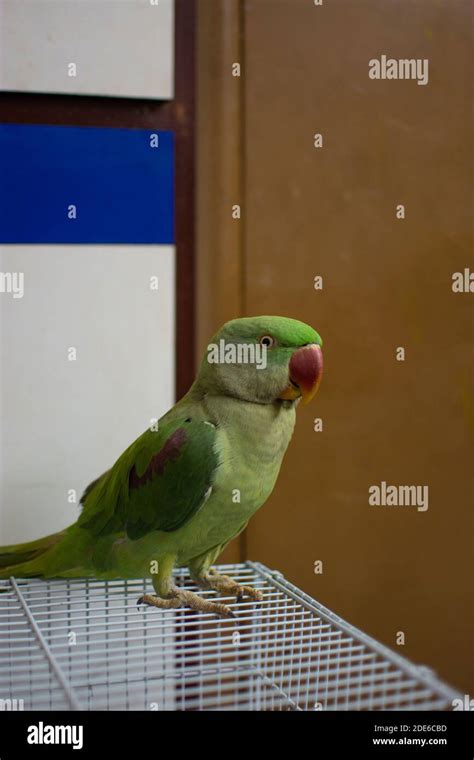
[78,416,219,540]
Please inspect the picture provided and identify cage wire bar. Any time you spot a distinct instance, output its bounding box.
[0,561,460,711]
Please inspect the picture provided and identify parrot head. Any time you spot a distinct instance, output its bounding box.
[196,316,323,406]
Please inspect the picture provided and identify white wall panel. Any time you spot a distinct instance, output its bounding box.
[0,0,174,99]
[0,244,176,542]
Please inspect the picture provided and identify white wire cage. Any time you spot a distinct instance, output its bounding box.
[0,561,460,711]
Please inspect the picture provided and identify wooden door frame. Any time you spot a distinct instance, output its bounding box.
[195,0,247,562]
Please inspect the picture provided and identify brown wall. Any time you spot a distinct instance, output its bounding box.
[197,0,473,692]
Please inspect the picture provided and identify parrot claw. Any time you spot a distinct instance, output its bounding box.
[238,586,263,602]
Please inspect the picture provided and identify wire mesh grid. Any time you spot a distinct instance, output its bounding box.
[0,561,460,711]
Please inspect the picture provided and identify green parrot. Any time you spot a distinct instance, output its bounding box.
[0,316,323,617]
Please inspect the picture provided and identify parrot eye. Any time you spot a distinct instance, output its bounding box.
[259,335,275,348]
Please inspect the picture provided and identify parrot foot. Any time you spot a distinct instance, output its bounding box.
[137,588,235,619]
[201,569,264,602]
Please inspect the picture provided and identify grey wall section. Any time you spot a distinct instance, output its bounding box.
[0,245,175,542]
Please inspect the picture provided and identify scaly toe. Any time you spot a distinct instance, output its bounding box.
[241,586,263,601]
[176,589,235,618]
[210,578,263,602]
[136,593,181,610]
[213,603,235,618]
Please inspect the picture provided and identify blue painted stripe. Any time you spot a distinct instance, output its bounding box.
[0,124,174,244]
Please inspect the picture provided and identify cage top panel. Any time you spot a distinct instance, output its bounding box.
[0,562,460,711]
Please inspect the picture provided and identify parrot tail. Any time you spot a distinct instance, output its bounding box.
[0,531,66,579]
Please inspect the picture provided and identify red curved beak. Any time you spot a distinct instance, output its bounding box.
[279,344,323,404]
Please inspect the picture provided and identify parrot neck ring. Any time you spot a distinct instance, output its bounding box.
[278,344,323,405]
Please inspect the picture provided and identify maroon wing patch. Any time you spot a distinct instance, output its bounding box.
[129,428,187,490]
